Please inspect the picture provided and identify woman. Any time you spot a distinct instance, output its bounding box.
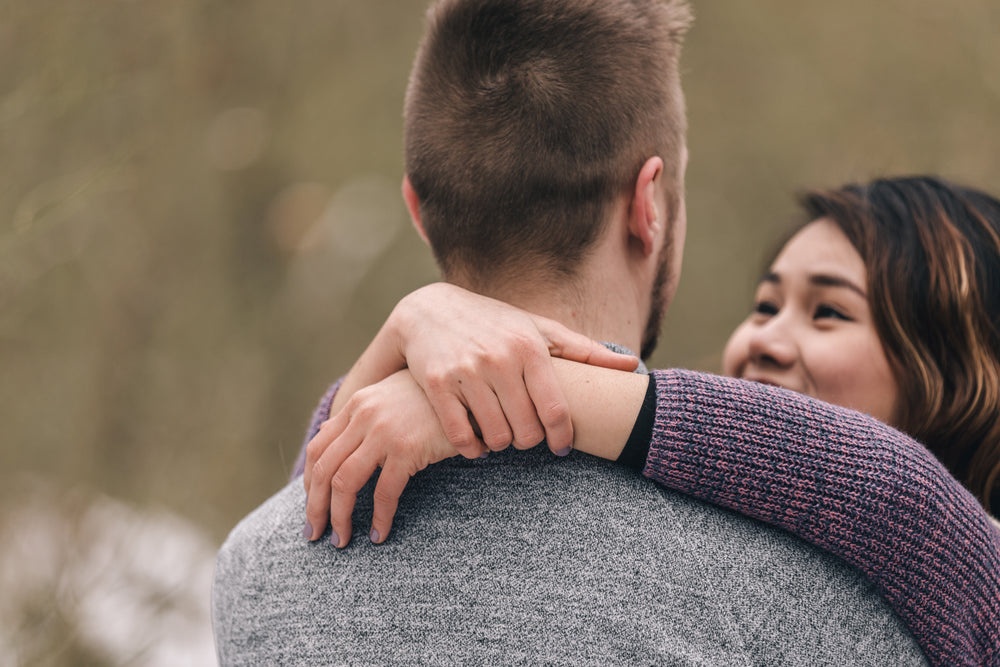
[299,176,1000,665]
[723,178,1000,514]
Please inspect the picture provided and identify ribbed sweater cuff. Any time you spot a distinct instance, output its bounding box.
[617,374,656,471]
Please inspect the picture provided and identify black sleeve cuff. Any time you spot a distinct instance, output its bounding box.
[616,373,656,471]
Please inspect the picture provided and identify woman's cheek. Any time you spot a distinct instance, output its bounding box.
[721,321,751,377]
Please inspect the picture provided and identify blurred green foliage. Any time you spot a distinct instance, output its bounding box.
[2,0,999,545]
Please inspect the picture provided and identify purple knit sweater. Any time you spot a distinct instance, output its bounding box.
[293,369,1000,666]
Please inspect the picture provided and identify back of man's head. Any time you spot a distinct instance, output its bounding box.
[405,0,692,287]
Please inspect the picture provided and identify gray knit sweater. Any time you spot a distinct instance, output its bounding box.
[213,373,927,665]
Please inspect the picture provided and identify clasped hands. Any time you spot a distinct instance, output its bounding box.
[301,283,638,547]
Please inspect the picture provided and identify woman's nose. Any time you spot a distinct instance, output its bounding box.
[747,318,797,368]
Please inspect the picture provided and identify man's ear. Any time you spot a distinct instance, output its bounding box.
[629,156,664,257]
[402,175,429,245]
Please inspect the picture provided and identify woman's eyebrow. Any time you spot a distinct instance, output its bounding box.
[809,274,867,297]
[758,271,867,297]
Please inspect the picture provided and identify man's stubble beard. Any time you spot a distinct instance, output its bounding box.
[640,237,671,361]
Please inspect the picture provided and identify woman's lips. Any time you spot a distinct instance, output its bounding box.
[742,375,795,392]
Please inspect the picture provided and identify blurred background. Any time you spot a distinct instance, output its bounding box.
[2,1,998,664]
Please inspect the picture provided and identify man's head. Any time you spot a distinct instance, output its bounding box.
[403,0,692,304]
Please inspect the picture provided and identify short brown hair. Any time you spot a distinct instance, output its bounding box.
[802,177,1000,514]
[405,0,692,284]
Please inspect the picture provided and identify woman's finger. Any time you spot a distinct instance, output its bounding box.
[490,369,546,450]
[368,459,411,544]
[423,391,487,459]
[534,316,639,371]
[303,411,349,493]
[304,419,364,541]
[327,446,382,548]
[523,355,574,455]
[461,380,513,451]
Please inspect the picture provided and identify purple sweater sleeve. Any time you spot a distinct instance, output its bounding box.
[290,379,342,479]
[645,369,1000,667]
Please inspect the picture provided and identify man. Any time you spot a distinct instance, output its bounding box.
[213,0,925,663]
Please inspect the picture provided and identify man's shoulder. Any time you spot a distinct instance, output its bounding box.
[213,454,926,665]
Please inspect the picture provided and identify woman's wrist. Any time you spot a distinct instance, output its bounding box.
[329,317,406,418]
[550,358,648,460]
[616,373,657,470]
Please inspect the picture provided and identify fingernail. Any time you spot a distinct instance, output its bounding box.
[479,451,489,459]
[302,522,313,539]
[330,531,340,547]
[554,447,571,457]
[370,528,380,543]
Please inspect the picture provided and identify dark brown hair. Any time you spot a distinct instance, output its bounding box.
[802,176,1000,514]
[404,0,692,285]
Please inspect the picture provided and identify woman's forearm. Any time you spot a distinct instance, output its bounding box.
[549,358,648,460]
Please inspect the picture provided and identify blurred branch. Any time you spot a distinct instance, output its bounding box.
[11,150,135,234]
[0,150,138,307]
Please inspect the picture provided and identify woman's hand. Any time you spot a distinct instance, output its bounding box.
[380,283,638,458]
[303,370,460,547]
[301,360,648,547]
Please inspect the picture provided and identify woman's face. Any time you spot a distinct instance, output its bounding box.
[722,218,900,425]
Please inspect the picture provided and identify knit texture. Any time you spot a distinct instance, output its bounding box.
[218,450,923,664]
[646,369,1000,667]
[216,375,927,664]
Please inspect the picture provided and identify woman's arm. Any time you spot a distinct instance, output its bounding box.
[312,283,637,461]
[298,360,649,543]
[292,358,647,481]
[300,363,998,666]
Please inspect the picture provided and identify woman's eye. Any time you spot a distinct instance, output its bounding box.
[754,300,779,316]
[814,305,851,321]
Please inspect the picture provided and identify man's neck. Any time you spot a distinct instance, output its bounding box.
[450,276,646,356]
[446,201,654,356]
